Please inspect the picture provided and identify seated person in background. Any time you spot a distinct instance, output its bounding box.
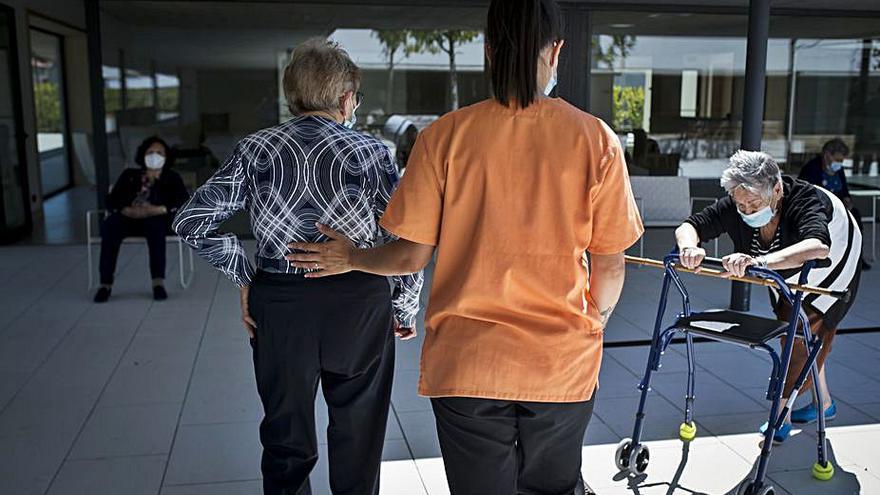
[94,136,189,303]
[799,138,870,270]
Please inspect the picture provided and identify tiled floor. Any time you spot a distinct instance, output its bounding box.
[0,239,878,494]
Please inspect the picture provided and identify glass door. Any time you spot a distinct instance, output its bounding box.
[30,28,70,197]
[0,5,31,242]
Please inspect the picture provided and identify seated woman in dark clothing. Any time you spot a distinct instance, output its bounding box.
[94,136,189,303]
[798,138,870,270]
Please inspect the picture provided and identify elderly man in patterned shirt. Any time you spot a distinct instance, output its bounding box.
[173,39,423,495]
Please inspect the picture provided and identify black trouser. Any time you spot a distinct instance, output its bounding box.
[99,212,169,285]
[248,270,395,495]
[431,394,595,495]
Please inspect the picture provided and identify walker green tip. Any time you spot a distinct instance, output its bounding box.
[679,421,697,442]
[812,461,834,481]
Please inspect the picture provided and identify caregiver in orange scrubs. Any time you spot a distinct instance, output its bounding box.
[286,0,643,492]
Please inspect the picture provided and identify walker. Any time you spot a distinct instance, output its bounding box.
[614,252,850,495]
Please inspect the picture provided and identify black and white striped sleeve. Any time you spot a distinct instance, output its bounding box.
[173,144,256,287]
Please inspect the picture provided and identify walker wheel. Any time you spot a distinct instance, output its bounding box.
[812,461,835,481]
[679,421,697,442]
[628,443,650,475]
[614,438,633,471]
[736,479,775,495]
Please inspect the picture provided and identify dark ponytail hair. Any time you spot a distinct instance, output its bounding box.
[486,0,563,108]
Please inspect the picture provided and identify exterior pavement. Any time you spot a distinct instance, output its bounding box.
[0,232,878,494]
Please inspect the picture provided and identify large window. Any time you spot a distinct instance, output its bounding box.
[124,68,154,109]
[590,12,750,178]
[103,65,121,132]
[157,72,180,120]
[769,27,880,178]
[589,11,880,179]
[30,28,70,196]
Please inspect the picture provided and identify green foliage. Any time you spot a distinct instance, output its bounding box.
[613,85,645,131]
[33,82,62,132]
[126,88,154,109]
[104,88,122,113]
[406,30,481,111]
[158,87,179,111]
[406,30,480,57]
[374,30,410,65]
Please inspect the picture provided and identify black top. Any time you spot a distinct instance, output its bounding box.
[685,176,832,270]
[685,176,863,328]
[107,168,190,214]
[798,155,850,199]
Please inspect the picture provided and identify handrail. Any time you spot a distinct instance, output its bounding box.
[625,254,850,302]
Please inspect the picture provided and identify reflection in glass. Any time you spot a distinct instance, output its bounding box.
[103,65,121,132]
[30,29,70,196]
[779,37,880,175]
[591,14,750,177]
[157,73,180,120]
[590,12,880,179]
[125,69,154,109]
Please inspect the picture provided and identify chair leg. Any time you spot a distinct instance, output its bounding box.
[87,239,95,290]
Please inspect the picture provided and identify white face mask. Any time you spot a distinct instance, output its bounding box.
[144,152,165,170]
[343,92,359,129]
[829,161,844,173]
[344,110,357,129]
[544,73,557,96]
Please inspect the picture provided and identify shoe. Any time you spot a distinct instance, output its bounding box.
[791,401,837,424]
[153,285,168,301]
[93,287,111,303]
[759,421,792,444]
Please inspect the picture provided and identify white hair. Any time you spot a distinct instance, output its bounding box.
[720,150,782,200]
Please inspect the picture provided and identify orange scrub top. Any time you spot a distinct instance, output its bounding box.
[380,97,644,403]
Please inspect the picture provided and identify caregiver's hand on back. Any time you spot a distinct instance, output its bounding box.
[286,223,420,341]
[286,223,357,277]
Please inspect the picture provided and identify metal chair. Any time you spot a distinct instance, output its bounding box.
[86,209,194,290]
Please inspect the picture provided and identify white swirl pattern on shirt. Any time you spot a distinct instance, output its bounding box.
[173,116,424,326]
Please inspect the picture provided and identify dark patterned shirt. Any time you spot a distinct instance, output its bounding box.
[173,115,424,326]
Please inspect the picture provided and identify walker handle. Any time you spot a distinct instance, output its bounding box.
[697,256,831,270]
[698,256,726,270]
[630,255,850,301]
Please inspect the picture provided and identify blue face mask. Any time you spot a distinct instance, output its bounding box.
[739,205,774,228]
[829,161,844,173]
[544,74,557,96]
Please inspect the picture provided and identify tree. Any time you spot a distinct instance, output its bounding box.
[33,82,62,132]
[374,30,410,114]
[593,35,637,69]
[613,85,645,131]
[408,30,481,111]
